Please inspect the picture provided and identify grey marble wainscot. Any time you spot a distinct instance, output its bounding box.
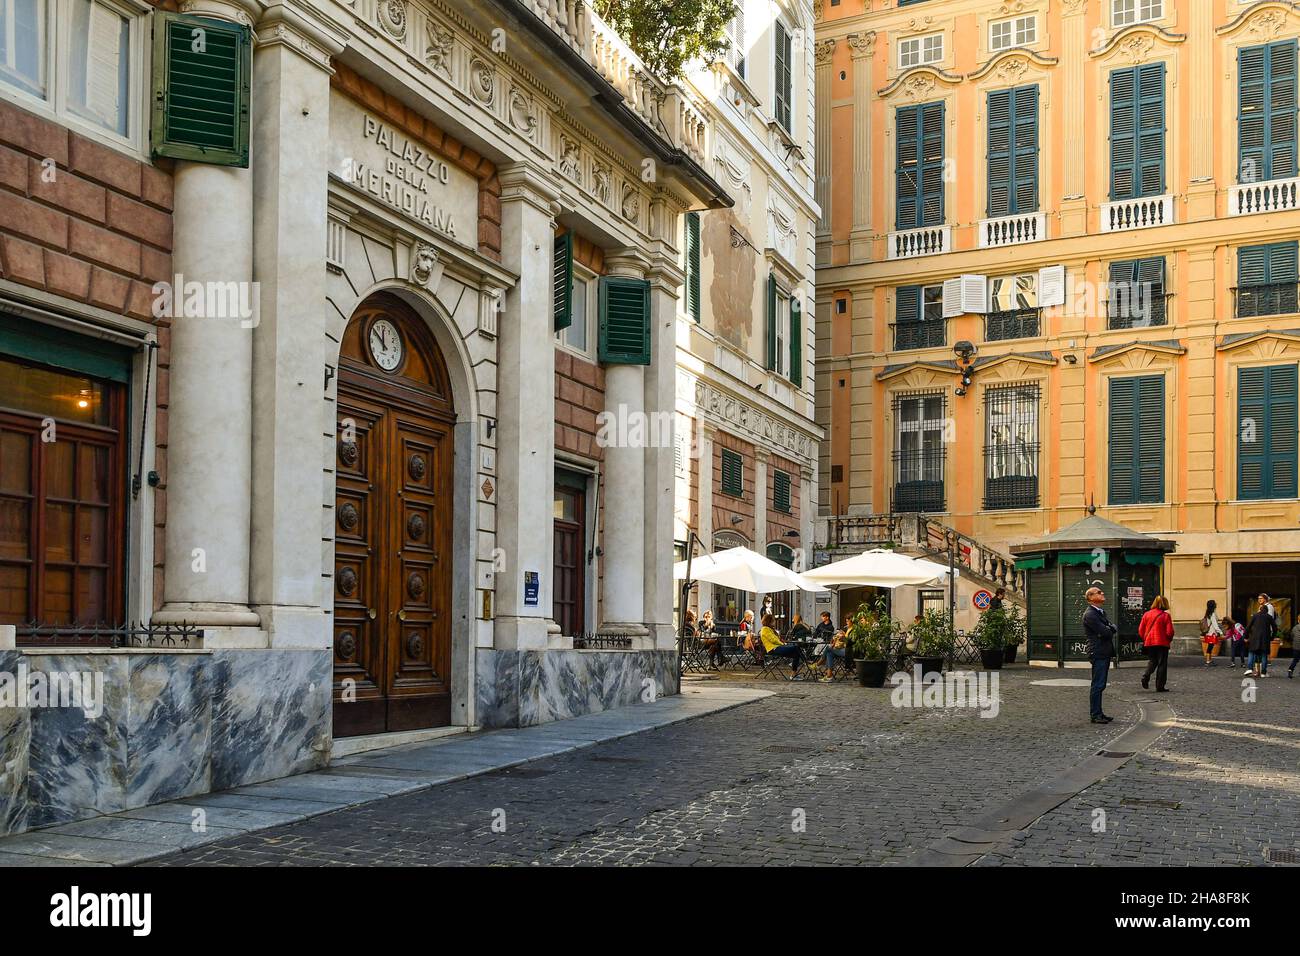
[475,649,679,728]
[0,650,31,834]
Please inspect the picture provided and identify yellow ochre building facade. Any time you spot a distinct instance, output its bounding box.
[814,0,1300,642]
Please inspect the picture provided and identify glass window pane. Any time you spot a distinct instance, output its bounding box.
[68,0,129,136]
[0,0,45,98]
[0,357,109,425]
[565,278,588,351]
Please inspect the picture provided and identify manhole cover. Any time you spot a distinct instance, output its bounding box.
[1267,848,1299,864]
[1121,797,1181,810]
[763,745,808,754]
[1032,679,1093,687]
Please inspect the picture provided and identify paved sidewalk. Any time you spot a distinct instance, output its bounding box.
[0,684,770,866]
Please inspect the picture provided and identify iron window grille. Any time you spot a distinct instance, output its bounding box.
[984,384,1041,510]
[892,391,947,514]
[893,321,946,351]
[1235,282,1300,318]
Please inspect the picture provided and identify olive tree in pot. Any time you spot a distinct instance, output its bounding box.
[909,608,954,677]
[849,597,898,688]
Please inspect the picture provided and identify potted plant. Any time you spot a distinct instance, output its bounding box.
[910,608,954,677]
[971,605,1008,670]
[1003,605,1026,664]
[848,597,898,688]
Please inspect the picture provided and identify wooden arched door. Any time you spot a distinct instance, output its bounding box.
[333,294,455,737]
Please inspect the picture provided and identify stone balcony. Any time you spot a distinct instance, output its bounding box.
[1230,177,1300,216]
[978,211,1045,248]
[1100,194,1175,232]
[518,0,708,166]
[888,224,952,260]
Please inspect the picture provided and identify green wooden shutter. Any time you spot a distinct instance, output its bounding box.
[1239,243,1270,287]
[896,102,945,229]
[789,296,802,387]
[554,231,573,332]
[919,101,945,226]
[1110,64,1165,200]
[1109,376,1164,505]
[151,12,252,167]
[598,276,651,365]
[897,285,921,325]
[987,86,1039,218]
[896,105,920,228]
[765,273,777,371]
[1240,365,1299,499]
[774,20,792,131]
[685,213,701,323]
[773,470,791,513]
[1239,41,1298,182]
[721,448,743,496]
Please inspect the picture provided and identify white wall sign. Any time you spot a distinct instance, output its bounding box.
[330,93,478,249]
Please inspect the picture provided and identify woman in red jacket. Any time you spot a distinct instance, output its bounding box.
[1139,595,1175,692]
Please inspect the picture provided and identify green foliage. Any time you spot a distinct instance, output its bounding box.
[972,604,1026,651]
[592,0,737,81]
[847,596,900,661]
[910,608,956,658]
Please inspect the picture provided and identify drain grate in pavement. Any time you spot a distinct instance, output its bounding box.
[497,766,554,778]
[1121,797,1181,810]
[586,756,645,765]
[1098,751,1135,758]
[1267,848,1299,865]
[763,745,809,754]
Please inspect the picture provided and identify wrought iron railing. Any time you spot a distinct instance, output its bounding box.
[15,621,204,648]
[983,472,1040,511]
[892,320,946,352]
[985,307,1041,341]
[574,632,635,650]
[1234,282,1300,319]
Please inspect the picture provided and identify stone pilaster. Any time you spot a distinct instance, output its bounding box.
[814,38,836,238]
[154,0,265,645]
[1059,0,1088,237]
[847,32,875,262]
[754,448,769,557]
[1186,0,1217,221]
[248,2,347,649]
[694,422,715,616]
[601,249,651,636]
[494,165,560,650]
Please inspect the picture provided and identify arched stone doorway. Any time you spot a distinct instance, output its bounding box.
[333,293,456,737]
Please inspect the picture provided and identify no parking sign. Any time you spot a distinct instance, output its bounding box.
[972,589,993,611]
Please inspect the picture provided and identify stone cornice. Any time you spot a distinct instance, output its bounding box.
[877,65,963,101]
[965,48,1059,82]
[1089,340,1186,364]
[1216,329,1300,352]
[256,2,348,70]
[1216,1,1300,39]
[1088,22,1187,61]
[688,376,818,465]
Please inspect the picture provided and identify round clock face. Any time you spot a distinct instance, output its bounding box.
[368,319,403,371]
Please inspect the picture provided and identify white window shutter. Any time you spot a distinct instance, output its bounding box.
[960,274,989,314]
[942,277,965,318]
[1039,265,1067,308]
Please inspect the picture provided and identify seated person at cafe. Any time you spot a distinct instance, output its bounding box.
[761,614,803,676]
[818,629,848,680]
[787,613,812,642]
[813,611,835,646]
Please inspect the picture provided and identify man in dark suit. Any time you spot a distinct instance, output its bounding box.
[1083,586,1117,724]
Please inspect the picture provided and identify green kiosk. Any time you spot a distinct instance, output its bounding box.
[1010,516,1177,667]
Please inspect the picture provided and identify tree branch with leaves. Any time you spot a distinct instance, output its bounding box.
[591,0,738,81]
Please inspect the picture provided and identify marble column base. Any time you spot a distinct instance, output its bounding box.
[474,648,679,728]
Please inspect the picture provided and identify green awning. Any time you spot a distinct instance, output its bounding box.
[1123,552,1164,565]
[1015,555,1046,570]
[1058,551,1098,566]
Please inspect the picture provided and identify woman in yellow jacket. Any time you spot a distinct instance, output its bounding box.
[760,613,803,677]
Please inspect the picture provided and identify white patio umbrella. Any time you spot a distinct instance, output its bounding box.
[800,549,954,589]
[673,546,827,593]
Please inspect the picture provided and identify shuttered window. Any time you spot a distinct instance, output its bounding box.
[1238,365,1299,501]
[151,12,251,167]
[554,231,573,332]
[765,273,779,372]
[1107,257,1166,329]
[896,101,945,229]
[1108,376,1165,505]
[773,469,792,513]
[721,448,744,497]
[598,276,651,365]
[1237,241,1299,317]
[685,213,701,323]
[987,85,1039,218]
[1109,63,1165,200]
[774,19,792,132]
[789,297,802,388]
[1239,40,1298,183]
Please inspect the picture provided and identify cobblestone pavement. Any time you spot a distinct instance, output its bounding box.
[149,659,1300,866]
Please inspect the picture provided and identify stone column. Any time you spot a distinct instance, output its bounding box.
[694,422,715,616]
[754,448,769,611]
[814,38,836,238]
[247,3,346,649]
[154,0,263,643]
[1059,1,1088,236]
[644,245,684,649]
[494,165,560,650]
[799,464,815,624]
[601,250,651,636]
[847,32,875,262]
